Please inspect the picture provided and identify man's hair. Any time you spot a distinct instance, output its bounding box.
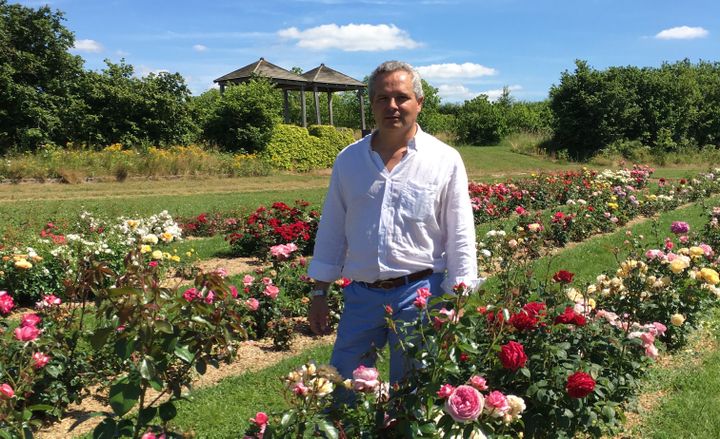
[368,61,424,101]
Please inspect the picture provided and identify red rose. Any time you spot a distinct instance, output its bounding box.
[498,341,527,371]
[554,306,586,326]
[552,270,574,283]
[566,371,596,398]
[523,302,546,318]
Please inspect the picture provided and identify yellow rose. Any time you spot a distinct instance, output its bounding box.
[670,313,685,326]
[587,298,596,309]
[171,255,181,263]
[700,268,720,285]
[669,258,689,274]
[160,232,174,243]
[527,223,542,233]
[151,250,164,260]
[689,247,705,258]
[185,251,192,257]
[140,245,151,254]
[14,259,32,269]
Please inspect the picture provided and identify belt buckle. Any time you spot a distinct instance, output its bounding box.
[377,280,396,289]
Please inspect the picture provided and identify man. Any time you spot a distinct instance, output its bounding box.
[307,60,478,385]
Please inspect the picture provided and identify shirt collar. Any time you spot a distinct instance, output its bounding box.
[368,124,424,152]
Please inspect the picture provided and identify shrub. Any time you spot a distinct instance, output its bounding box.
[261,124,353,171]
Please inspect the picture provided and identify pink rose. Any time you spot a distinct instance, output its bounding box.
[444,385,483,422]
[230,285,239,298]
[148,261,159,268]
[141,433,166,439]
[21,313,42,327]
[352,365,380,392]
[0,383,14,399]
[250,412,269,427]
[645,344,659,359]
[32,352,51,369]
[15,325,40,342]
[291,382,309,396]
[413,296,427,309]
[263,285,280,299]
[270,244,292,259]
[653,322,667,336]
[182,288,199,302]
[243,275,254,286]
[640,332,655,346]
[437,383,455,399]
[645,249,665,260]
[484,390,510,417]
[468,375,488,391]
[204,290,215,304]
[261,277,273,286]
[0,291,15,315]
[36,294,61,309]
[245,298,259,311]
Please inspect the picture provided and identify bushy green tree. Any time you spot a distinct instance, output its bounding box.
[0,0,85,152]
[203,77,282,152]
[455,94,506,145]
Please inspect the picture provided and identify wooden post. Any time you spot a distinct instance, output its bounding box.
[219,82,225,94]
[327,91,334,126]
[301,86,307,128]
[359,90,367,130]
[313,86,321,125]
[283,89,290,123]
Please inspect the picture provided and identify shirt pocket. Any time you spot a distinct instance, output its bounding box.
[399,181,437,221]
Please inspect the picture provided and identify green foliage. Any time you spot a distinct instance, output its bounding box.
[456,94,506,145]
[203,77,282,153]
[261,124,353,171]
[0,0,85,152]
[550,59,720,159]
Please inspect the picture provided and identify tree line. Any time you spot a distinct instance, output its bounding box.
[1,0,718,158]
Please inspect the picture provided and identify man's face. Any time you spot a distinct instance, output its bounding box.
[371,70,423,133]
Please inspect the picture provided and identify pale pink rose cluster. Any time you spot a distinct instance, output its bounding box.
[36,294,61,309]
[352,365,380,392]
[437,376,525,425]
[269,243,298,260]
[596,310,666,359]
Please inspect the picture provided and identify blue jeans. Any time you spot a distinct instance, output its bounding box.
[330,272,444,385]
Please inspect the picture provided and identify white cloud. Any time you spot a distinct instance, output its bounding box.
[655,26,709,40]
[193,44,208,52]
[417,62,497,79]
[137,65,169,77]
[115,50,130,57]
[437,84,477,102]
[278,23,420,51]
[73,39,103,53]
[436,84,523,103]
[481,85,523,101]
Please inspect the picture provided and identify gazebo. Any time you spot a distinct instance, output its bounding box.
[214,58,367,130]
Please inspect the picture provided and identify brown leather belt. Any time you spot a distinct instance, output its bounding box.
[359,268,434,290]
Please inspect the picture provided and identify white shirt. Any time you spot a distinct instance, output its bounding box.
[308,126,479,293]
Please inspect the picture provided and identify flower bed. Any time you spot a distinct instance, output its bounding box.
[241,209,720,438]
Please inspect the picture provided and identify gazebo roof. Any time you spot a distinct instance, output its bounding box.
[301,63,366,91]
[213,57,309,89]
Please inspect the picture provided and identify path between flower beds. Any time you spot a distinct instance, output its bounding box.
[36,329,337,438]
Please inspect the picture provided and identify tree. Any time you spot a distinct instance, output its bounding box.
[455,95,506,145]
[0,0,85,152]
[203,77,282,152]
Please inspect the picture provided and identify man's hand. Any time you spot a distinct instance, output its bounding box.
[308,296,331,335]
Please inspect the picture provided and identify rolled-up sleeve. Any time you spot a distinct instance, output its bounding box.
[440,157,481,294]
[308,163,348,282]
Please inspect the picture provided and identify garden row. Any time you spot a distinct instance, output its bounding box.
[238,204,720,438]
[1,166,719,438]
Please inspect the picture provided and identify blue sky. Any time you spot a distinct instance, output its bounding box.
[16,0,720,102]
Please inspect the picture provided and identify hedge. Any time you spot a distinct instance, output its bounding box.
[261,124,355,171]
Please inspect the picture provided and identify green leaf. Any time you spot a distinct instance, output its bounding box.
[108,287,140,297]
[155,320,174,334]
[140,357,156,380]
[280,411,294,427]
[149,377,163,392]
[93,418,117,439]
[117,420,135,437]
[138,406,157,425]
[108,379,141,417]
[520,367,531,378]
[316,419,338,439]
[602,405,616,419]
[22,408,32,421]
[159,401,177,422]
[27,404,55,412]
[191,315,212,326]
[174,345,194,363]
[90,327,114,350]
[114,338,137,360]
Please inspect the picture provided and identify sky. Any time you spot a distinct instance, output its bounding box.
[15,0,720,103]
